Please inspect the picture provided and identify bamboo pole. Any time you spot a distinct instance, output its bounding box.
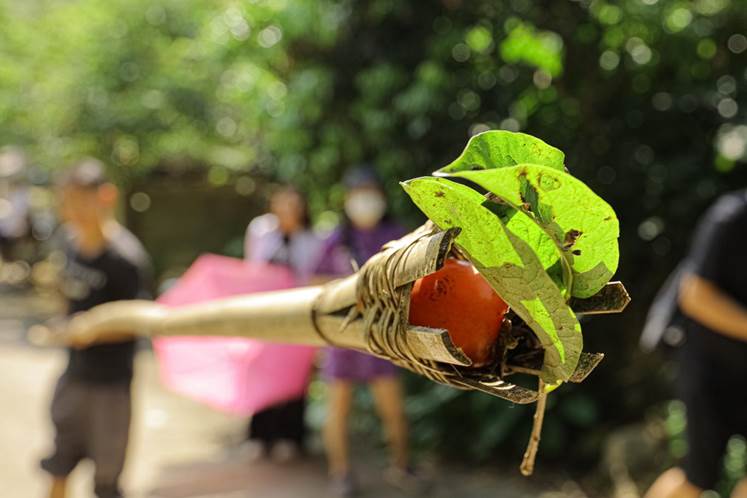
[31,227,479,365]
[29,225,630,407]
[30,273,473,366]
[27,224,631,477]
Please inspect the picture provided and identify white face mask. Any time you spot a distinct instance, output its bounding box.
[344,191,387,229]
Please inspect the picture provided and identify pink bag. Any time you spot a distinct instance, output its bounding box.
[153,254,316,415]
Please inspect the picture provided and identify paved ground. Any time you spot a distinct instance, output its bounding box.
[0,290,589,498]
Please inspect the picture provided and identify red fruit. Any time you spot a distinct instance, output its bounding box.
[408,258,509,366]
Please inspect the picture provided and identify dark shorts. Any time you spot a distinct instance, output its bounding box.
[247,396,307,447]
[679,335,747,491]
[41,375,131,498]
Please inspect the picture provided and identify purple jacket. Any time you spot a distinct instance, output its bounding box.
[316,221,407,276]
[317,221,407,382]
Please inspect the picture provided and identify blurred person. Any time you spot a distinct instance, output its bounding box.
[0,177,31,262]
[40,159,151,498]
[245,185,322,284]
[644,191,747,498]
[242,185,323,461]
[316,167,420,497]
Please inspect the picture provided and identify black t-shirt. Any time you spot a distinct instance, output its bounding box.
[60,226,151,384]
[682,190,747,380]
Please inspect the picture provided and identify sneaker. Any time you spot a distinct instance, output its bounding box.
[329,472,358,498]
[235,440,267,462]
[269,439,302,464]
[384,466,431,495]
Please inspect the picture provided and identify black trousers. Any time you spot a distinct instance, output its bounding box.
[679,330,747,490]
[247,396,306,448]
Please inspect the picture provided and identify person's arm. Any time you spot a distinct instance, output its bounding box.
[679,272,747,342]
[244,214,276,262]
[678,194,747,342]
[312,228,349,279]
[244,222,254,261]
[68,324,135,347]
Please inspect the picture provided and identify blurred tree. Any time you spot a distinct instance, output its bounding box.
[1,0,747,476]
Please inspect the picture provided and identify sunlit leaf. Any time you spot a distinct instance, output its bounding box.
[450,164,619,298]
[401,176,582,383]
[436,130,565,175]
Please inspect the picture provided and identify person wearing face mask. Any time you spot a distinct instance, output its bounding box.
[242,185,323,462]
[316,167,423,497]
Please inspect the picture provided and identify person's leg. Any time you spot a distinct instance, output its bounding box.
[323,380,353,477]
[282,396,307,448]
[48,477,67,498]
[242,406,277,461]
[731,478,747,498]
[665,347,731,498]
[370,376,408,470]
[89,384,131,498]
[268,397,307,463]
[265,397,306,446]
[42,377,83,498]
[0,234,8,261]
[644,467,702,498]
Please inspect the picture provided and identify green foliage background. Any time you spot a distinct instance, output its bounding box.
[2,0,747,478]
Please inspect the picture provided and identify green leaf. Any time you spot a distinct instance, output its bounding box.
[450,164,619,298]
[436,130,565,175]
[481,195,569,293]
[465,25,494,54]
[499,21,564,77]
[401,177,582,383]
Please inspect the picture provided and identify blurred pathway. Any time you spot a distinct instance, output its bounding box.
[0,291,580,498]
